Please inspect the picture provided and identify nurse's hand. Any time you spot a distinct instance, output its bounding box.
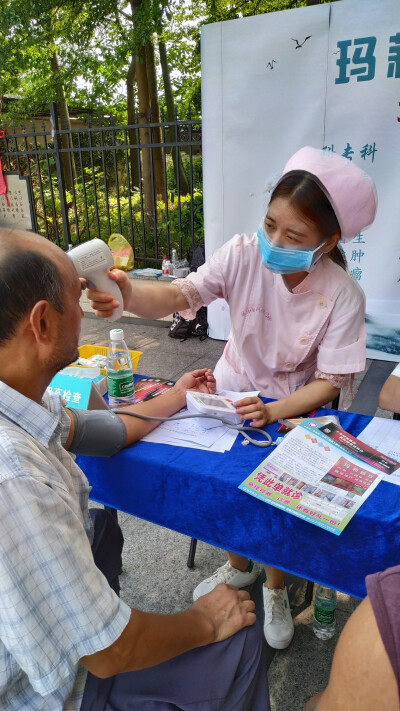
[85,269,132,318]
[234,396,271,427]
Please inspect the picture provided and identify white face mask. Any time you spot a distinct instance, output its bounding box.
[257,223,327,274]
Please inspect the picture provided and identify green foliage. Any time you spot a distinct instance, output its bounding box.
[0,0,335,122]
[17,145,204,263]
[165,154,202,195]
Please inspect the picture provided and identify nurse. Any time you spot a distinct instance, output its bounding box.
[86,146,377,649]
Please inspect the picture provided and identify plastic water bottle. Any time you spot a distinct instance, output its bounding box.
[162,255,170,274]
[171,248,178,276]
[106,328,135,407]
[313,585,337,639]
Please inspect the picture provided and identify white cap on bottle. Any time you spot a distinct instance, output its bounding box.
[110,328,124,340]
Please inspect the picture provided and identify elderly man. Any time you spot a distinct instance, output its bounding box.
[0,228,268,711]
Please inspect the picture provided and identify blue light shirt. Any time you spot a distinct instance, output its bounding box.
[0,382,131,711]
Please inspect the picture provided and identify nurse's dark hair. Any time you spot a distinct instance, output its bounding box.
[270,171,347,271]
[0,246,65,345]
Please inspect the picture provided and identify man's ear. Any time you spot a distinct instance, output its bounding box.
[29,300,56,345]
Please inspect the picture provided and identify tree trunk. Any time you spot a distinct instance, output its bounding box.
[50,51,76,191]
[158,38,189,196]
[145,42,165,201]
[130,0,156,215]
[135,50,155,214]
[127,55,140,189]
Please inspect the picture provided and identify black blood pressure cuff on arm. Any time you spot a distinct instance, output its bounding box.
[68,408,127,457]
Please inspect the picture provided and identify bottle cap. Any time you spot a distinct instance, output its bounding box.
[110,328,124,340]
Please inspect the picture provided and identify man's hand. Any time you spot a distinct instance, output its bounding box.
[85,269,131,318]
[81,582,257,678]
[234,396,271,427]
[191,584,256,643]
[175,369,216,396]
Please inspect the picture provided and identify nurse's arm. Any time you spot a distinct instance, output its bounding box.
[87,270,190,320]
[235,379,339,427]
[266,378,339,423]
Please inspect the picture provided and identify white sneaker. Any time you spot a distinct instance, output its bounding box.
[263,586,294,649]
[193,560,263,600]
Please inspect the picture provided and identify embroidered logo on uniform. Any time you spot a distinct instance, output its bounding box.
[241,305,272,320]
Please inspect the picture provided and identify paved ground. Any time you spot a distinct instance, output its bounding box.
[79,307,395,711]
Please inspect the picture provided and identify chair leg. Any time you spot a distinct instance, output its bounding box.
[305,580,314,604]
[187,537,198,568]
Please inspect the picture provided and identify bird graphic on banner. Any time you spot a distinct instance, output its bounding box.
[266,60,277,69]
[291,36,311,49]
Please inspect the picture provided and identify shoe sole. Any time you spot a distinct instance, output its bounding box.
[264,628,294,650]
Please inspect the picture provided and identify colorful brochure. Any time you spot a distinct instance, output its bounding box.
[239,419,399,535]
[134,376,175,403]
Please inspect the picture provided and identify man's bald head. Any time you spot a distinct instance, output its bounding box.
[0,228,67,261]
[0,229,70,345]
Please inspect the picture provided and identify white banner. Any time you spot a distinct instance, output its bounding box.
[201,0,400,360]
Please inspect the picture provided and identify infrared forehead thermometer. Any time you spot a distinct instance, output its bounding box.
[68,239,124,322]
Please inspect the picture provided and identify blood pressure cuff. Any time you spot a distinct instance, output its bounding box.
[68,408,127,457]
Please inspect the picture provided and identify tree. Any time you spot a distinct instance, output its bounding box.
[0,0,102,188]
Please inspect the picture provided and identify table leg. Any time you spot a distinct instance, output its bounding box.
[187,537,198,568]
[305,580,314,604]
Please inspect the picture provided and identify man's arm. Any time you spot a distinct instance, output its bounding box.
[378,372,400,413]
[64,368,215,450]
[305,597,399,711]
[115,369,215,445]
[80,584,256,678]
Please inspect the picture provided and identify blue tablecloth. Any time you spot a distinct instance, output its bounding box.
[77,405,400,599]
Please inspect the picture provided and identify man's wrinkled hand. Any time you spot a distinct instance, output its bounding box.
[176,369,216,395]
[191,584,256,643]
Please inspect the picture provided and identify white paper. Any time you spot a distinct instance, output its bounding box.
[357,417,400,485]
[141,407,238,451]
[140,391,260,451]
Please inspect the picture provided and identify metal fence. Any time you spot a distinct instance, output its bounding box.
[0,102,203,265]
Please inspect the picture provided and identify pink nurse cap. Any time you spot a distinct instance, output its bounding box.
[282,146,378,241]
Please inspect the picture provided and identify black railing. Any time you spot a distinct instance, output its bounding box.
[0,103,203,265]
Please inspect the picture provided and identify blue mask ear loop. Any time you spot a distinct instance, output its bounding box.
[308,238,330,271]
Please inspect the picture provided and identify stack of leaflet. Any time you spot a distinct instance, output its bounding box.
[141,390,259,452]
